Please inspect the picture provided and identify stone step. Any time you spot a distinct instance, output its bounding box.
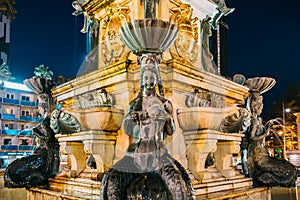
[28,173,267,200]
[47,176,100,199]
[196,187,271,200]
[194,177,253,196]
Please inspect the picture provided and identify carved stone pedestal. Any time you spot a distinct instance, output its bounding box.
[215,133,244,178]
[182,129,244,181]
[183,130,219,180]
[56,131,118,179]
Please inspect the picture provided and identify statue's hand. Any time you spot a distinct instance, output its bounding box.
[130,111,140,122]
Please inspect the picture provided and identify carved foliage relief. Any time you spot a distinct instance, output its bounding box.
[169,3,199,65]
[99,4,131,66]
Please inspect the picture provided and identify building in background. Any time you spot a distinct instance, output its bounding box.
[210,17,230,77]
[0,0,16,65]
[0,81,40,168]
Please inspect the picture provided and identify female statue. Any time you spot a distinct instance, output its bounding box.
[246,93,298,187]
[100,54,195,199]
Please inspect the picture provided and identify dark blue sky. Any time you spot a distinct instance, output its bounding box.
[7,0,300,115]
[227,0,300,115]
[9,0,86,81]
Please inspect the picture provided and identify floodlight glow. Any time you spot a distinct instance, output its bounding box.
[285,108,291,113]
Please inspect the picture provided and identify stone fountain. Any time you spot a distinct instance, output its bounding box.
[10,0,297,200]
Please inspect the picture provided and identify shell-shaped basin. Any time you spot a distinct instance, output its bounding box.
[24,77,54,95]
[177,106,239,131]
[63,107,124,132]
[119,19,178,55]
[244,77,276,94]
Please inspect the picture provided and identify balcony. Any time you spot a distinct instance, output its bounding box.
[3,98,20,105]
[35,117,43,122]
[1,129,19,135]
[19,130,32,136]
[18,145,34,151]
[20,100,36,107]
[19,116,35,122]
[1,114,18,120]
[1,145,18,150]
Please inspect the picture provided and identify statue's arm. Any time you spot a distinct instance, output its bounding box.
[163,100,176,136]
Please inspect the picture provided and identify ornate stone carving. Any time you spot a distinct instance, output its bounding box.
[74,88,115,109]
[169,3,199,65]
[201,16,218,74]
[185,88,225,108]
[99,4,131,66]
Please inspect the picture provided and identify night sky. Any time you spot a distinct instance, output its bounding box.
[7,0,300,116]
[226,0,300,115]
[9,0,86,81]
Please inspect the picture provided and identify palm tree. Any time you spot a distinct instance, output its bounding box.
[33,64,53,80]
[0,63,15,89]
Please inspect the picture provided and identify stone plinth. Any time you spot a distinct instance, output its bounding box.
[183,130,244,181]
[215,133,244,178]
[56,131,118,179]
[183,130,219,180]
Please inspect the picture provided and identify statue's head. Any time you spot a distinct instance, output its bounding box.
[139,54,161,93]
[250,92,263,117]
[141,65,158,91]
[38,93,50,118]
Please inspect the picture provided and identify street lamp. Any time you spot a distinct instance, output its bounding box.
[282,102,291,160]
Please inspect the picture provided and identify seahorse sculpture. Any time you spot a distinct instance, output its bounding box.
[4,116,59,188]
[4,76,80,188]
[4,77,59,188]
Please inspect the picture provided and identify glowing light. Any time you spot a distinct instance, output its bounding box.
[285,108,291,113]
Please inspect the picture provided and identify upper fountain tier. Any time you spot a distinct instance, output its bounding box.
[119,19,178,55]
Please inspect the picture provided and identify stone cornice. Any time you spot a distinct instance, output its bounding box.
[82,0,115,15]
[166,60,249,104]
[51,60,130,100]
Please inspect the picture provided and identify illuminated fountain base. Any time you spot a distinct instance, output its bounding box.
[26,178,271,200]
[26,62,272,199]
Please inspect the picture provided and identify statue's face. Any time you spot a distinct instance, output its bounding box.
[251,94,263,116]
[38,93,49,117]
[143,69,157,91]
